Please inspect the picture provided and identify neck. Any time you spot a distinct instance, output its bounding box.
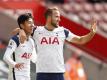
[45,23,55,31]
[25,31,30,39]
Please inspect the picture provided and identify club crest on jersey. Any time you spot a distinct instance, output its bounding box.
[40,37,59,44]
[10,42,12,45]
[7,41,14,49]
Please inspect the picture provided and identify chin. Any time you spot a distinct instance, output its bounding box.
[54,26,58,28]
[28,31,32,35]
[55,24,59,28]
[53,24,58,28]
[29,32,32,34]
[51,22,58,28]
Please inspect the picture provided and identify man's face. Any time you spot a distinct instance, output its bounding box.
[51,10,60,28]
[22,18,34,34]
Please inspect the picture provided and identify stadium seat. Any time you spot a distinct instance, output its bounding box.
[82,3,94,13]
[94,3,103,12]
[79,12,91,23]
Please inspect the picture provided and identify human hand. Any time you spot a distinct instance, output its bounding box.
[11,28,20,35]
[15,63,24,70]
[90,18,97,33]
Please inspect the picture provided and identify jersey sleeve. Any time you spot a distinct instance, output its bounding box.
[64,28,79,42]
[3,39,17,68]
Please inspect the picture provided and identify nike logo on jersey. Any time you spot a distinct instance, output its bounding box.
[41,37,59,45]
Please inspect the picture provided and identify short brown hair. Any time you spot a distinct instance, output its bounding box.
[44,7,59,19]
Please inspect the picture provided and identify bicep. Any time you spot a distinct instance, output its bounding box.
[65,30,81,44]
[64,28,84,45]
[70,36,81,44]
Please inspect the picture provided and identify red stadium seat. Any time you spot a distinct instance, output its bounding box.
[99,21,107,34]
[90,12,102,22]
[79,12,91,23]
[103,3,107,12]
[82,3,94,13]
[63,3,72,13]
[100,12,107,22]
[94,3,103,12]
[72,3,83,14]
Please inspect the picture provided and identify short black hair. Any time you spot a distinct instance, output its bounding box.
[17,13,33,29]
[44,7,58,19]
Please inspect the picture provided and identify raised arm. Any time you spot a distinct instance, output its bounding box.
[70,18,97,45]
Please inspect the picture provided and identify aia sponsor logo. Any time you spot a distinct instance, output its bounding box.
[40,37,59,44]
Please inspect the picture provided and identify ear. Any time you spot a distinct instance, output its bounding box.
[47,16,52,22]
[20,24,24,29]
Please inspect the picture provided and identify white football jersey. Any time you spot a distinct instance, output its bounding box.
[3,35,37,79]
[32,26,77,73]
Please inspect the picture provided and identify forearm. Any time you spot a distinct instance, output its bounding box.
[3,49,17,67]
[3,55,17,67]
[70,18,97,45]
[3,39,17,67]
[80,30,96,44]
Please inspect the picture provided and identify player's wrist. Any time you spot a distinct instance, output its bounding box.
[12,62,17,68]
[19,29,24,33]
[90,28,96,33]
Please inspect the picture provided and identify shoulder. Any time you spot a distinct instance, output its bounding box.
[57,26,70,38]
[54,26,65,32]
[11,35,19,47]
[55,26,69,34]
[36,26,45,31]
[29,37,34,42]
[11,35,19,40]
[32,26,44,35]
[57,26,64,30]
[29,37,35,47]
[7,35,19,49]
[32,26,45,37]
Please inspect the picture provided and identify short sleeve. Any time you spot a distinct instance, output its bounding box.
[64,28,78,42]
[7,39,17,51]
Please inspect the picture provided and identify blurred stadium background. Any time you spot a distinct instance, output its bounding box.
[0,0,107,80]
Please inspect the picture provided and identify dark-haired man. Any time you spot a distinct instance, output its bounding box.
[3,13,37,80]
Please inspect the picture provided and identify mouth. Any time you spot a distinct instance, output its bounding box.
[29,28,33,32]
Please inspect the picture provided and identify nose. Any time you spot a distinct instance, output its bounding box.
[31,23,34,28]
